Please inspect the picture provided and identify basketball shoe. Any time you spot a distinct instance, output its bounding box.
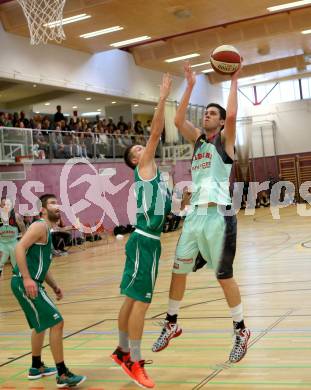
[121,359,154,388]
[229,327,251,363]
[111,346,131,366]
[152,321,182,352]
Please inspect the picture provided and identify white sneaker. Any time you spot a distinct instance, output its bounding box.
[152,321,182,352]
[229,327,251,363]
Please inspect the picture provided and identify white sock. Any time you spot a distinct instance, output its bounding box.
[230,303,243,323]
[168,299,181,316]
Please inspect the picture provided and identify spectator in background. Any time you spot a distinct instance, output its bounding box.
[144,119,152,135]
[41,117,51,135]
[122,129,132,148]
[117,116,128,131]
[20,111,29,127]
[0,112,5,126]
[108,117,117,131]
[76,134,88,158]
[0,112,12,126]
[127,122,133,132]
[51,216,72,256]
[134,120,144,135]
[6,113,13,127]
[23,213,33,229]
[97,125,108,145]
[101,118,107,129]
[12,112,19,127]
[163,187,191,233]
[51,125,65,158]
[33,125,48,159]
[68,118,75,131]
[60,119,69,132]
[260,191,270,207]
[54,105,65,123]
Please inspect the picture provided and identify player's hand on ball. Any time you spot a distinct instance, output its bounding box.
[231,58,243,80]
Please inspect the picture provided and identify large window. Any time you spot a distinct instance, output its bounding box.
[301,77,311,99]
[222,76,311,107]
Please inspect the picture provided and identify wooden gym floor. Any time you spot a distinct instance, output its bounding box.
[1,205,311,390]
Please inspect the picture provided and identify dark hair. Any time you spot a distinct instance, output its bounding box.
[206,103,226,130]
[124,145,137,170]
[39,194,56,209]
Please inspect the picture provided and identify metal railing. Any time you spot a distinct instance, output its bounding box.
[0,127,163,163]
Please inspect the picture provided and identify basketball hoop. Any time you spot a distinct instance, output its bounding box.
[16,0,66,45]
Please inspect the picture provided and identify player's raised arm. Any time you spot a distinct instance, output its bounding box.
[139,73,172,172]
[174,62,201,145]
[223,63,243,153]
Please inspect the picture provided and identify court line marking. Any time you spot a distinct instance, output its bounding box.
[192,309,293,390]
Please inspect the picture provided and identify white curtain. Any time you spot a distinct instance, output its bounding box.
[164,101,179,144]
[236,117,252,180]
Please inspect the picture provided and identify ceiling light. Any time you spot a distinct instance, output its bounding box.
[165,53,200,63]
[302,29,311,34]
[97,109,102,111]
[35,111,40,114]
[85,97,92,101]
[191,61,211,68]
[111,101,117,104]
[81,112,100,116]
[44,13,91,28]
[72,105,78,109]
[202,69,214,74]
[33,84,37,87]
[133,104,139,107]
[267,0,311,12]
[44,102,50,106]
[110,36,151,48]
[80,26,123,39]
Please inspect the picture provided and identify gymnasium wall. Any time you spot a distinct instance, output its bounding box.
[104,104,133,124]
[247,99,311,156]
[0,24,223,107]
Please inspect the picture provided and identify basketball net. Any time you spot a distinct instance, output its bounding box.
[17,0,66,45]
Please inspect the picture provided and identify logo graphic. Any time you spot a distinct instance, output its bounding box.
[60,158,129,233]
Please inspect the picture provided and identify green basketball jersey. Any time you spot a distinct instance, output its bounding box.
[13,220,52,283]
[191,132,233,206]
[134,167,171,236]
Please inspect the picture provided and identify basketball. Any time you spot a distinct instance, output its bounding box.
[210,45,241,75]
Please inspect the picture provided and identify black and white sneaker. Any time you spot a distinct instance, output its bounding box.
[229,327,251,363]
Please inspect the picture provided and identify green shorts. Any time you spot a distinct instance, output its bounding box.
[173,206,237,279]
[120,230,161,303]
[11,276,63,333]
[0,241,17,268]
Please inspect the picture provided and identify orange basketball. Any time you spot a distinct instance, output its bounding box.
[210,45,241,75]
